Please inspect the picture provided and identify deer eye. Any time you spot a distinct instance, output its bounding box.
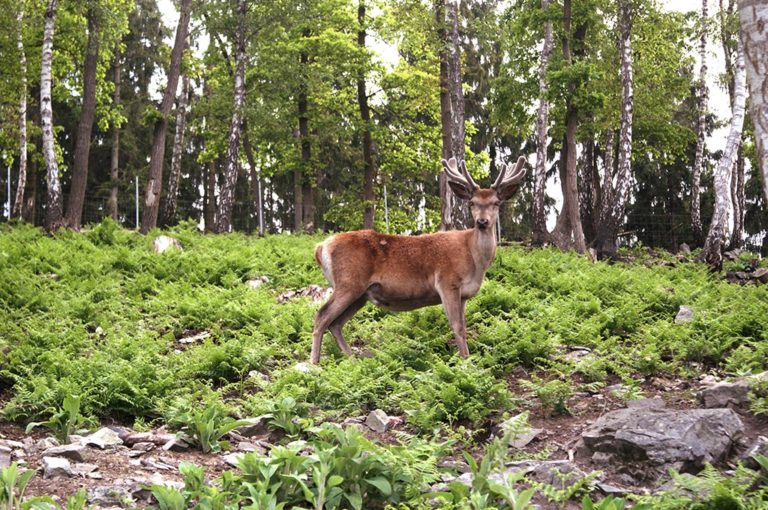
[493,200,501,207]
[469,201,477,207]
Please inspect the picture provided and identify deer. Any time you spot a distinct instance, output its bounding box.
[310,156,527,364]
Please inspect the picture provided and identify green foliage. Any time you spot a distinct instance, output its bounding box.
[24,395,88,444]
[521,377,573,417]
[0,463,35,510]
[165,400,247,453]
[748,377,768,417]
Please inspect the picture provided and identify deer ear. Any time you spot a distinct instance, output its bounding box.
[442,158,475,200]
[494,156,527,201]
[448,180,475,200]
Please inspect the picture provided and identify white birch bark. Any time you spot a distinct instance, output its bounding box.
[701,39,746,267]
[41,0,63,232]
[532,0,553,245]
[215,0,246,233]
[692,0,708,242]
[13,6,27,218]
[163,73,190,225]
[739,0,768,203]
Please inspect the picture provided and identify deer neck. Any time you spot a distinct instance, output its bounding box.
[470,225,497,272]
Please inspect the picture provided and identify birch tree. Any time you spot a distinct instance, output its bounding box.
[140,0,191,234]
[108,55,121,220]
[701,39,746,268]
[595,0,635,258]
[531,0,554,246]
[358,0,376,230]
[691,0,708,244]
[215,0,246,234]
[12,5,27,219]
[162,73,190,226]
[41,0,63,232]
[739,0,768,204]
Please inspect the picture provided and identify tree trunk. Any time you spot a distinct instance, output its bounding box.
[692,0,709,244]
[41,0,63,233]
[297,29,314,234]
[532,0,553,246]
[140,0,191,234]
[13,6,28,219]
[595,0,634,258]
[739,0,768,204]
[242,120,264,236]
[730,144,745,248]
[437,0,466,231]
[108,55,121,221]
[551,0,586,253]
[204,159,216,232]
[358,1,376,230]
[215,0,246,234]
[64,8,100,230]
[701,38,746,268]
[162,73,190,227]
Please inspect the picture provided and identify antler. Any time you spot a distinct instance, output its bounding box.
[492,155,527,190]
[441,157,478,193]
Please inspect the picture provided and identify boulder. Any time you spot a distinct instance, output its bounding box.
[698,371,768,409]
[578,406,744,479]
[152,235,182,254]
[82,427,124,449]
[42,456,74,478]
[752,267,768,284]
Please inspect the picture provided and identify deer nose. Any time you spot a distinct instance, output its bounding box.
[476,218,490,229]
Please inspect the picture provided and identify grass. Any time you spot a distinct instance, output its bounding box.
[1,219,767,507]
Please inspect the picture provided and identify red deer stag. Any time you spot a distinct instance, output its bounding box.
[310,156,527,364]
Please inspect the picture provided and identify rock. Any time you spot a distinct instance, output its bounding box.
[674,306,694,324]
[36,437,60,450]
[42,443,87,462]
[724,249,743,261]
[596,482,628,496]
[0,440,25,450]
[177,331,210,344]
[698,380,751,409]
[87,485,134,507]
[578,407,744,479]
[277,285,332,304]
[740,436,768,470]
[234,416,271,437]
[365,409,393,433]
[223,452,246,468]
[123,431,176,447]
[140,458,175,471]
[496,414,543,448]
[42,456,74,478]
[71,463,99,477]
[0,449,10,469]
[679,243,691,254]
[246,276,270,289]
[502,460,587,489]
[82,427,124,449]
[752,267,768,284]
[341,416,365,427]
[131,442,155,452]
[161,437,189,452]
[293,362,319,374]
[236,441,267,454]
[153,235,182,254]
[248,370,270,382]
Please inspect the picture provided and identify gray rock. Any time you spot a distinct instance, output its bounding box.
[596,482,628,496]
[675,306,694,324]
[223,452,246,468]
[502,460,586,489]
[234,416,271,437]
[36,437,60,450]
[293,362,319,373]
[0,449,10,469]
[698,380,751,409]
[71,463,99,477]
[740,436,768,470]
[365,409,392,433]
[82,427,124,449]
[161,436,189,452]
[679,243,691,254]
[43,443,87,462]
[131,442,155,452]
[153,235,182,254]
[87,485,134,507]
[42,456,74,478]
[578,407,744,479]
[752,267,768,283]
[246,276,270,289]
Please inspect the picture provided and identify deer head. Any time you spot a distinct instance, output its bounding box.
[441,156,527,230]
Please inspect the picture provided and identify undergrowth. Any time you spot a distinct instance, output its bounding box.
[1,221,767,507]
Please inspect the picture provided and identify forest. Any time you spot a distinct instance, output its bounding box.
[1,0,767,263]
[2,0,768,508]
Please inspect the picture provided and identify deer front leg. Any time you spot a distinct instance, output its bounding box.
[438,284,469,358]
[312,291,365,364]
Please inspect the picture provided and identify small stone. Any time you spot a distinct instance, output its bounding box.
[131,442,155,452]
[698,380,751,409]
[43,444,87,462]
[596,482,628,496]
[236,442,267,454]
[42,456,74,478]
[223,452,246,468]
[752,267,768,284]
[248,370,270,382]
[678,243,691,254]
[36,437,60,450]
[365,409,392,433]
[0,450,10,469]
[246,276,270,289]
[0,440,24,450]
[71,463,99,477]
[83,427,123,449]
[12,449,25,459]
[153,235,182,254]
[161,437,189,452]
[234,416,270,437]
[675,306,694,324]
[293,362,319,373]
[178,331,210,344]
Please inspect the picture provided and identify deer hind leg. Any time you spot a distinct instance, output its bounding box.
[328,295,368,356]
[311,290,366,364]
[438,284,469,358]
